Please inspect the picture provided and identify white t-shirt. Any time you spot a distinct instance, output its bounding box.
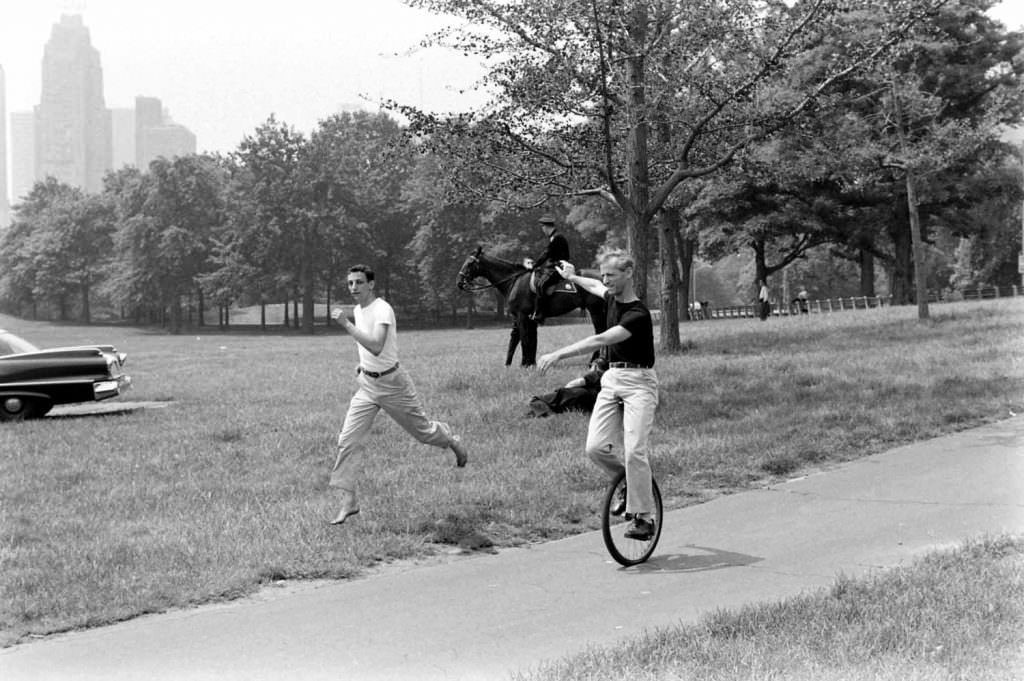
[354,297,399,372]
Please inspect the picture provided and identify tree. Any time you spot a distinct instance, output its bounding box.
[107,155,225,332]
[0,178,114,321]
[232,117,317,331]
[311,111,416,309]
[398,0,949,350]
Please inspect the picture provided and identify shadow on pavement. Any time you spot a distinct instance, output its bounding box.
[629,545,763,573]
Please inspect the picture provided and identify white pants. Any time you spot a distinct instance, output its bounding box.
[330,366,455,493]
[584,367,659,516]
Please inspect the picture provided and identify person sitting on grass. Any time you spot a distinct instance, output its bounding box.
[528,358,608,418]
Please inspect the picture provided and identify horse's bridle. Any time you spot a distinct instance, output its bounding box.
[457,254,526,292]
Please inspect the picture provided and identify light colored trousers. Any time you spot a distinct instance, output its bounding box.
[585,367,659,516]
[330,366,455,492]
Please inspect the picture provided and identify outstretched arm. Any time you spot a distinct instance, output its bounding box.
[556,261,607,298]
[537,325,631,374]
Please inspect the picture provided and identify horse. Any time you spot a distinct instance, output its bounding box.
[457,247,607,366]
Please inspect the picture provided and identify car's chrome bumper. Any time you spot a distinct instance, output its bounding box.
[94,374,132,400]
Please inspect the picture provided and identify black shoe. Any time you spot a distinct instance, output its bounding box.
[610,486,627,516]
[624,517,655,541]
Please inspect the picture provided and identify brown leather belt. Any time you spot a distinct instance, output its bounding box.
[608,362,652,369]
[357,363,399,378]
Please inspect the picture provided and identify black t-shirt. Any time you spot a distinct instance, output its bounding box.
[604,292,655,367]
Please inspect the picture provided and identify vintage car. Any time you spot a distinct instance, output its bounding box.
[0,328,132,421]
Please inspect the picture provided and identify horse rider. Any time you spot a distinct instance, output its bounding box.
[530,215,571,324]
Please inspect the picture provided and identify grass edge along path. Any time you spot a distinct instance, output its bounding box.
[514,535,1024,681]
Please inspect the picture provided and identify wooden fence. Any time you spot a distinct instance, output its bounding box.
[700,285,1023,320]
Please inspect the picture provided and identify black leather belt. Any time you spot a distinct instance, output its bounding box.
[608,362,652,369]
[357,363,399,378]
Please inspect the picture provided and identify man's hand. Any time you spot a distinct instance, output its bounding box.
[331,307,352,331]
[555,261,576,278]
[537,352,559,374]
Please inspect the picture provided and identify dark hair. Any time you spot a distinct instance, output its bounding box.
[348,264,375,282]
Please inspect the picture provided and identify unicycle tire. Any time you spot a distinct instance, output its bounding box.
[601,470,662,566]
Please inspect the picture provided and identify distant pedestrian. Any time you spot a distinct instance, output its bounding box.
[797,287,809,314]
[328,264,468,525]
[758,280,770,321]
[538,250,659,541]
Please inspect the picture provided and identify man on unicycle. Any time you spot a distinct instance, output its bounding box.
[538,250,658,543]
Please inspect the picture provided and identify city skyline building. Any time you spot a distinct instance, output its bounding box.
[5,14,198,208]
[135,95,195,169]
[9,111,34,205]
[35,15,111,193]
[0,65,9,229]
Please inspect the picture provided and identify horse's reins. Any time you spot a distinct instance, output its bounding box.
[458,259,527,292]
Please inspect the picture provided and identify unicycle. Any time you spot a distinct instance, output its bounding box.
[601,470,663,566]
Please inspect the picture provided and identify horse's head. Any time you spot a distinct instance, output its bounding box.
[456,246,485,291]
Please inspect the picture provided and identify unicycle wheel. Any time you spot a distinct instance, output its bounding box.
[600,470,662,566]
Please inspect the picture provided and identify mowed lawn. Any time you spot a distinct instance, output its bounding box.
[1,299,1022,645]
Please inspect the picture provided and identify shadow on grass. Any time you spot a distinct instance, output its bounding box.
[45,401,172,420]
[629,545,763,573]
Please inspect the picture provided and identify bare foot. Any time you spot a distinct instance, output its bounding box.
[450,437,468,468]
[329,494,360,525]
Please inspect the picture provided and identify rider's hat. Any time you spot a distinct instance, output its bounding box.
[538,215,556,225]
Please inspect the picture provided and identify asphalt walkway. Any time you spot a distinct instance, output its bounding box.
[3,417,1022,680]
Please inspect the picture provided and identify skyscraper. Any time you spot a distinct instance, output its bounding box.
[0,65,10,229]
[135,95,195,169]
[35,14,110,193]
[10,112,35,205]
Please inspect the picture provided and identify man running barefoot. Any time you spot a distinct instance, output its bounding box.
[329,264,468,525]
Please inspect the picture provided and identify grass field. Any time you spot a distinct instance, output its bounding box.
[515,535,1024,681]
[1,299,1022,647]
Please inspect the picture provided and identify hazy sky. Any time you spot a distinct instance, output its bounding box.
[1,0,489,157]
[2,0,1023,159]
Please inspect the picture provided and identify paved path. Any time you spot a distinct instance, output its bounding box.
[3,417,1022,680]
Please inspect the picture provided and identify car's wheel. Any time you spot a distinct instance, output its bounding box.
[0,396,49,421]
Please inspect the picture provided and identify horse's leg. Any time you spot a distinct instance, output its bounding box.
[519,314,538,367]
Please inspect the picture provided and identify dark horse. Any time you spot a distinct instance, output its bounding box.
[457,247,607,366]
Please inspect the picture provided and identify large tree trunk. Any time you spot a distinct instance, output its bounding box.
[905,169,930,319]
[678,233,696,321]
[624,5,650,304]
[888,222,913,304]
[658,212,681,352]
[753,238,769,287]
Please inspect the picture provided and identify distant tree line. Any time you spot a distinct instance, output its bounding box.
[1,0,1021,336]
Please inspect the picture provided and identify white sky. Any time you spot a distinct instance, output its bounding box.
[0,0,489,157]
[1,0,1022,195]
